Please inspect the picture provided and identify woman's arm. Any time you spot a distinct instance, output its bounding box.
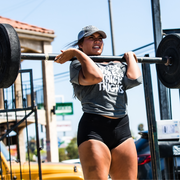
[55,48,103,85]
[123,52,141,79]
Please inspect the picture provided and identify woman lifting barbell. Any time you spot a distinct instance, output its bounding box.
[55,25,142,180]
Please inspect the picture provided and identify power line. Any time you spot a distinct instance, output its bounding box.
[131,42,154,52]
[54,71,69,77]
[54,78,70,84]
[135,47,155,56]
[54,74,69,80]
[22,0,46,21]
[0,0,34,13]
[119,42,154,56]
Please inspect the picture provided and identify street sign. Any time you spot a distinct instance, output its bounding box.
[55,102,73,115]
[37,103,44,110]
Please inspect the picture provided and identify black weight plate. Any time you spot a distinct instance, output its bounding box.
[156,34,180,88]
[0,23,21,88]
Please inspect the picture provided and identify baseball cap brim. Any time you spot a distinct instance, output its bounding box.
[84,30,107,39]
[78,25,107,41]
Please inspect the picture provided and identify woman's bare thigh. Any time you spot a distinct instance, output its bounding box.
[109,138,138,180]
[78,139,111,180]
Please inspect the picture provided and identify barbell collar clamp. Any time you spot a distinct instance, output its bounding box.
[164,57,172,66]
[45,53,49,61]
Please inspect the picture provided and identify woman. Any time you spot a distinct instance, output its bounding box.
[55,25,142,180]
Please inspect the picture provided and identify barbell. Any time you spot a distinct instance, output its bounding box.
[0,23,180,89]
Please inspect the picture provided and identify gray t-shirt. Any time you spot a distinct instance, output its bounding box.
[70,60,142,118]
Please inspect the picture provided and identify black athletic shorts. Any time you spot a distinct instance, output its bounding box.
[77,113,132,150]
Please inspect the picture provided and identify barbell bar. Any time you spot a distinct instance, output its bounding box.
[0,23,180,89]
[21,52,168,64]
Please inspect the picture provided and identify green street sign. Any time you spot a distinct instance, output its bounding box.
[37,103,44,110]
[55,102,73,115]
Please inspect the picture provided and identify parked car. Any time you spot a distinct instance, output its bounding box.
[0,141,84,180]
[135,130,180,180]
[135,130,166,179]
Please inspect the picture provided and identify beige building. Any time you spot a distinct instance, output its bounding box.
[0,16,59,162]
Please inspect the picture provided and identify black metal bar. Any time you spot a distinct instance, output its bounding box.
[25,108,32,180]
[0,107,33,113]
[21,71,32,180]
[21,53,168,64]
[29,69,35,107]
[142,62,162,180]
[19,69,34,73]
[5,108,13,180]
[34,106,42,180]
[12,85,23,180]
[27,68,34,180]
[0,147,2,180]
[29,68,42,180]
[0,111,34,141]
[21,53,58,60]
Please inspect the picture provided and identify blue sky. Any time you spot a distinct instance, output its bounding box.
[1,0,180,139]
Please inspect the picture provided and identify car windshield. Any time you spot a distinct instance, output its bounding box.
[0,141,10,161]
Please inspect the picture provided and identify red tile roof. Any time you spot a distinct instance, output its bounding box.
[0,16,54,34]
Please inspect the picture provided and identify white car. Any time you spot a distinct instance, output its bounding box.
[61,158,81,164]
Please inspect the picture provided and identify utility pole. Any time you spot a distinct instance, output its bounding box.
[151,0,172,120]
[108,0,115,55]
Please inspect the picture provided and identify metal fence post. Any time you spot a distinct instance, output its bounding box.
[142,62,162,179]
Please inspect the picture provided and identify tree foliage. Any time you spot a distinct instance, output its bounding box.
[59,148,69,162]
[58,137,79,162]
[66,137,79,159]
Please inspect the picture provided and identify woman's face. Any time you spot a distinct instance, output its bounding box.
[79,33,104,56]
